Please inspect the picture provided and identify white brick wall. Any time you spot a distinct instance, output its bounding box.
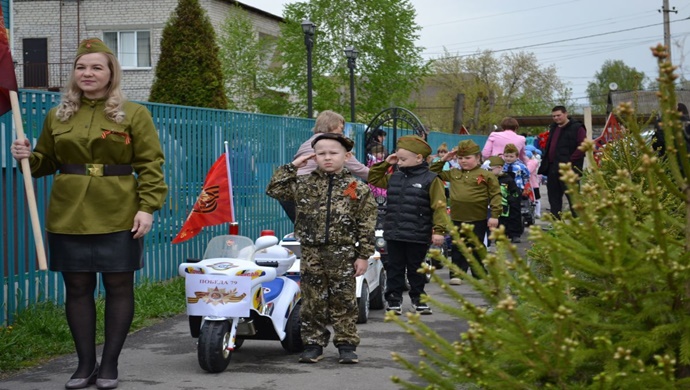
[12,0,283,102]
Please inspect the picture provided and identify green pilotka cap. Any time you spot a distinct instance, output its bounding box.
[397,135,432,158]
[503,143,519,154]
[488,156,505,167]
[456,139,480,156]
[77,38,114,56]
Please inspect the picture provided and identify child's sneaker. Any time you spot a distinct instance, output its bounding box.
[412,299,432,315]
[449,278,462,285]
[299,345,323,363]
[338,345,359,364]
[386,301,402,315]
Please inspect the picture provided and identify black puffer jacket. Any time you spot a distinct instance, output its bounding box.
[383,163,437,244]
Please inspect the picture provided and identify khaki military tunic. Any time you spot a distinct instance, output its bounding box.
[28,98,167,234]
[430,162,501,222]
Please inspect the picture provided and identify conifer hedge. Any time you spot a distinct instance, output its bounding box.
[392,45,690,389]
[149,0,227,109]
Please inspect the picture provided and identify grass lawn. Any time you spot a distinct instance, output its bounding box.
[0,277,186,379]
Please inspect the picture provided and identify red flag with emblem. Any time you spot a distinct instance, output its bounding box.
[0,6,18,116]
[172,148,235,244]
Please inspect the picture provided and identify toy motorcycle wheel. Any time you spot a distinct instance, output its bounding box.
[281,303,303,353]
[369,269,387,310]
[197,320,233,373]
[356,282,370,324]
[424,257,433,283]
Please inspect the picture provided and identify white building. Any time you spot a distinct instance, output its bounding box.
[10,0,283,101]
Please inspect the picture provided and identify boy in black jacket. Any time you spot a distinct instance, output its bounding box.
[488,156,522,242]
[368,135,447,315]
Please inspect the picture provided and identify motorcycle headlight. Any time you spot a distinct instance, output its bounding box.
[375,237,386,249]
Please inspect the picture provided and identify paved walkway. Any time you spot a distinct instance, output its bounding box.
[0,186,556,390]
[0,265,486,390]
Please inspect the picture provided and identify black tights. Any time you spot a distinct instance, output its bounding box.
[63,272,134,380]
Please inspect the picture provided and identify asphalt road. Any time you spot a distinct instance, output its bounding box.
[0,264,495,390]
[1,190,547,390]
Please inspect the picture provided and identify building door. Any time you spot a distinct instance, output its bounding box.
[23,38,48,88]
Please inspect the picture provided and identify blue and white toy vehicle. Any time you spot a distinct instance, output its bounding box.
[178,233,302,373]
[280,231,386,324]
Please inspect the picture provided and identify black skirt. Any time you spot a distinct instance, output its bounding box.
[48,230,144,272]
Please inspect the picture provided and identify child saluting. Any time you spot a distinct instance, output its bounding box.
[431,140,501,285]
[266,133,377,364]
[368,135,447,315]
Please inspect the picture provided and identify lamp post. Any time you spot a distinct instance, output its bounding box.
[301,19,316,119]
[344,46,358,123]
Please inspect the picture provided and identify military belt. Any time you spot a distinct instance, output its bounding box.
[60,164,133,177]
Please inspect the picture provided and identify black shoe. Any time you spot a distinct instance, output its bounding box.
[386,301,402,315]
[338,345,358,364]
[412,299,432,315]
[299,345,323,363]
[95,378,119,389]
[65,363,99,389]
[510,236,522,243]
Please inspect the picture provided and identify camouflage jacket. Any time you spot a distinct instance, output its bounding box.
[266,164,377,259]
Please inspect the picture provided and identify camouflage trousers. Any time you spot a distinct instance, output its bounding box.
[300,244,359,348]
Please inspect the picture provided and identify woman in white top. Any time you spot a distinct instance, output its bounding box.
[294,110,369,178]
[279,110,369,222]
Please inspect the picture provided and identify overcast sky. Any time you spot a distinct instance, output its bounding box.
[240,0,690,106]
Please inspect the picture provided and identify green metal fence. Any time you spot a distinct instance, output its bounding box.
[0,89,482,326]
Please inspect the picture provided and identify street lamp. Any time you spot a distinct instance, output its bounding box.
[344,46,358,123]
[301,19,316,119]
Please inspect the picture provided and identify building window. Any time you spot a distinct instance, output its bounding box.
[103,31,151,68]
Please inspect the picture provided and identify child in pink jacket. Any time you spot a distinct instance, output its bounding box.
[525,150,541,218]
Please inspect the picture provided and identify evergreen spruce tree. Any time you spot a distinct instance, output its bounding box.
[391,45,690,389]
[149,0,227,109]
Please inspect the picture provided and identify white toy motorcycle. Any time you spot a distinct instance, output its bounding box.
[280,231,386,324]
[178,233,302,373]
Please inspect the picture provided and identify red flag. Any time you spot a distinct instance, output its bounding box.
[0,7,18,116]
[172,153,235,244]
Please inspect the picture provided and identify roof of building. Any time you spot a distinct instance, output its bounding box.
[230,1,284,22]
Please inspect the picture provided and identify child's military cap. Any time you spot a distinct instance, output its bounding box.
[397,135,432,158]
[77,38,114,56]
[456,139,480,156]
[312,133,355,151]
[503,143,519,155]
[488,156,505,167]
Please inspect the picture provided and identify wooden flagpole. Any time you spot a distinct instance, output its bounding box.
[10,90,47,270]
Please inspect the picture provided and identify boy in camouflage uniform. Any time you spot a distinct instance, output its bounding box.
[266,133,377,364]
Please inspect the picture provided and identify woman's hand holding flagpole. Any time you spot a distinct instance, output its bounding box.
[1,7,47,270]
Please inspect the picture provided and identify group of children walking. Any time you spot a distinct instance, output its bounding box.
[266,111,538,365]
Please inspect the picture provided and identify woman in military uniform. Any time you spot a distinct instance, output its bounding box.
[10,38,167,389]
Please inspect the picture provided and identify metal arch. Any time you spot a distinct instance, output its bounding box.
[362,107,427,161]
